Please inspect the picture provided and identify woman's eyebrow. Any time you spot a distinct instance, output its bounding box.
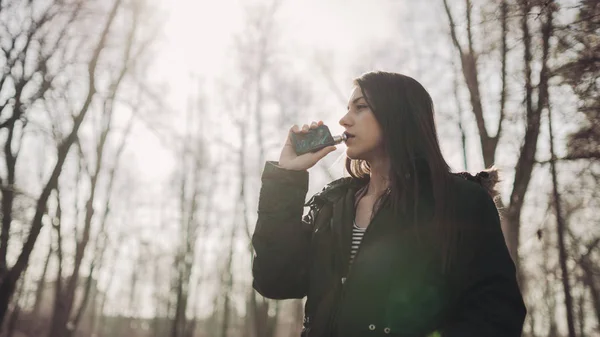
[347,96,365,110]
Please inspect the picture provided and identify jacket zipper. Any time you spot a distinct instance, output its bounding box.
[328,208,383,334]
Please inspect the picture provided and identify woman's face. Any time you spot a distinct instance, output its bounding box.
[339,86,385,161]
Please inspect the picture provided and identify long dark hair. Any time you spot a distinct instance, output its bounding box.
[345,71,456,271]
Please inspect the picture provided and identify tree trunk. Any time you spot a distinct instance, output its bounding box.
[289,299,304,337]
[267,301,279,337]
[171,86,207,337]
[578,293,586,337]
[541,220,558,337]
[527,304,536,337]
[3,269,27,337]
[452,59,468,171]
[580,252,600,331]
[66,272,95,337]
[4,304,20,337]
[171,252,186,337]
[504,0,553,271]
[0,152,15,277]
[32,241,53,317]
[548,104,576,337]
[545,4,574,334]
[219,225,235,337]
[442,0,500,169]
[92,242,123,337]
[50,189,64,335]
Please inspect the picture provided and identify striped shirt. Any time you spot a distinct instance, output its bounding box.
[349,221,366,265]
[349,183,390,266]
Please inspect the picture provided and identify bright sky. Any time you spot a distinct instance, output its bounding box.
[158,0,396,78]
[132,0,402,183]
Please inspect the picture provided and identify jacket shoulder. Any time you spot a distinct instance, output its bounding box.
[449,168,502,224]
[451,167,500,199]
[305,176,362,207]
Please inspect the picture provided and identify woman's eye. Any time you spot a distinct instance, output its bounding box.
[356,105,367,110]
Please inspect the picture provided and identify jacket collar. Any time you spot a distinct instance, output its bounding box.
[304,167,499,208]
[304,177,366,207]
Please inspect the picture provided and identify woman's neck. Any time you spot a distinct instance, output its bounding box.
[366,156,391,197]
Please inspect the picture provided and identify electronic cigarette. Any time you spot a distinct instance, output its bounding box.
[291,125,347,155]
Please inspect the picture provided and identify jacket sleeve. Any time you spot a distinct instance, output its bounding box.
[251,161,314,299]
[441,188,527,337]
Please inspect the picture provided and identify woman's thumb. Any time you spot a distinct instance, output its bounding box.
[314,146,337,160]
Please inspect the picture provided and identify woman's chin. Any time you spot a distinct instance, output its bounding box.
[345,148,364,160]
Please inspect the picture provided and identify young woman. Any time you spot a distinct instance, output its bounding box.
[252,71,526,337]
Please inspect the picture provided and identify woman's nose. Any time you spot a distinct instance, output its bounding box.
[339,112,351,127]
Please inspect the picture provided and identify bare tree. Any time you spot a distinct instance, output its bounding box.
[540,223,558,337]
[92,234,126,337]
[442,0,502,169]
[442,0,555,271]
[32,233,53,317]
[69,117,134,337]
[219,216,236,337]
[573,235,600,332]
[3,267,28,337]
[452,60,469,171]
[51,187,65,331]
[578,293,586,337]
[46,2,152,335]
[0,0,81,319]
[251,0,282,170]
[0,0,82,280]
[226,1,290,336]
[171,86,208,337]
[0,0,126,323]
[548,2,600,334]
[548,99,576,337]
[556,0,600,163]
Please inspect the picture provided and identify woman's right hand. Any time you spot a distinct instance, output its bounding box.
[278,121,337,171]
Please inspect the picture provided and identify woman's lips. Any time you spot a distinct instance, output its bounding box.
[344,132,355,145]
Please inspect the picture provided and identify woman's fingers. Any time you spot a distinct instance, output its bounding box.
[285,125,299,146]
[312,146,337,160]
[291,121,323,133]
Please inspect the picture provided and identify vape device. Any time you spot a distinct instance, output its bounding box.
[291,125,347,155]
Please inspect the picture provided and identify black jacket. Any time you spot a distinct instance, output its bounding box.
[252,161,526,337]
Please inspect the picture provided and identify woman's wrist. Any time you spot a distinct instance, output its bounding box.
[275,162,307,172]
